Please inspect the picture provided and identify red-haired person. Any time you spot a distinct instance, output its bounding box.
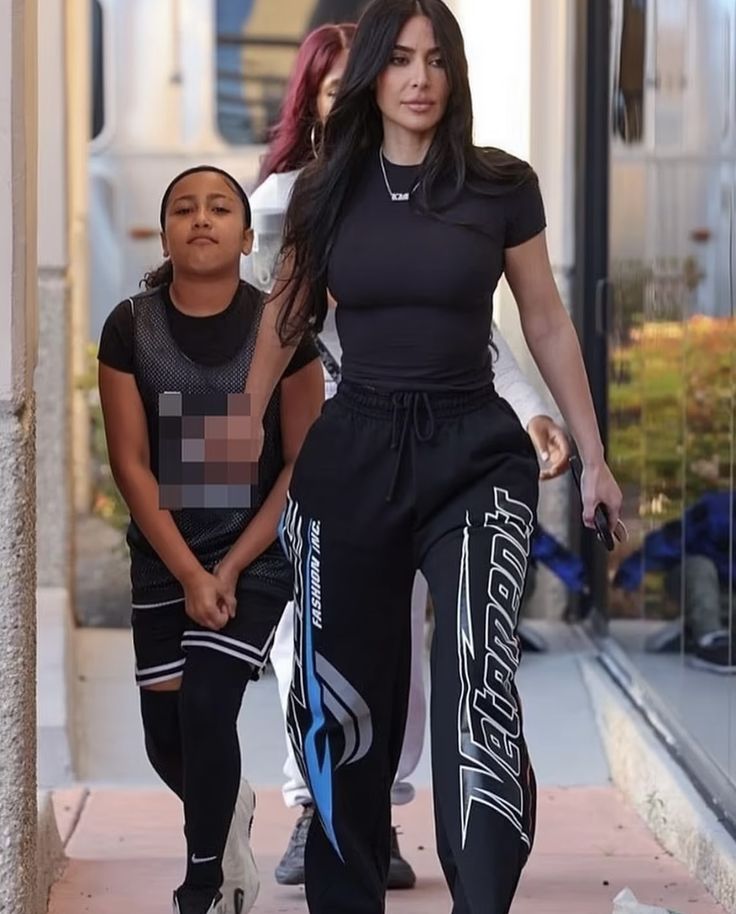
[246,13,572,902]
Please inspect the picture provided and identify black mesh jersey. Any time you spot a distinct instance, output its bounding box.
[116,284,293,602]
[327,150,546,392]
[99,281,317,376]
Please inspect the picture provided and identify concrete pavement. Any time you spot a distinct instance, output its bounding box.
[48,785,727,914]
[43,622,730,913]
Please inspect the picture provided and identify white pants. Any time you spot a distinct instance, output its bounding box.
[270,573,428,808]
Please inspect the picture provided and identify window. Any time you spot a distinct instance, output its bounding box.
[215,0,368,145]
[91,0,105,140]
[612,0,647,143]
[307,0,368,29]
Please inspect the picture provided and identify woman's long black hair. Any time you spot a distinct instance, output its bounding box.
[276,0,535,341]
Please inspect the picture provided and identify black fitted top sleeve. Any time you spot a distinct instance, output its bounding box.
[504,175,546,248]
[98,283,318,377]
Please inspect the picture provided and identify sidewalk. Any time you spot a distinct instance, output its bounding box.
[48,785,726,914]
[44,624,731,913]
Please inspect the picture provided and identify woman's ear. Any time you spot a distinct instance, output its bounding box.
[160,232,169,258]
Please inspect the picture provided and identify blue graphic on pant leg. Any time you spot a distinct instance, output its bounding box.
[302,534,343,860]
[277,508,288,555]
[285,501,373,861]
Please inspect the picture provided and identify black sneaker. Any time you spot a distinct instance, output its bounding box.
[274,804,313,885]
[688,630,736,674]
[388,826,416,890]
[172,887,224,914]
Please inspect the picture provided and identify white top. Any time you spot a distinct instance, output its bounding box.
[242,171,301,293]
[250,169,300,212]
[245,170,548,428]
[491,331,547,431]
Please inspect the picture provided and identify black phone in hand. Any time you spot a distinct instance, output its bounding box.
[569,455,615,552]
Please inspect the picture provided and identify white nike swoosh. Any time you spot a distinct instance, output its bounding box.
[191,853,218,864]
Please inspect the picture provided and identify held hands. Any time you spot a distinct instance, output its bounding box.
[182,567,236,631]
[248,419,265,463]
[227,402,264,462]
[527,415,571,481]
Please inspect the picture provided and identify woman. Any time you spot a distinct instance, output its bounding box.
[249,19,571,895]
[248,2,622,911]
[97,166,323,914]
[258,23,356,184]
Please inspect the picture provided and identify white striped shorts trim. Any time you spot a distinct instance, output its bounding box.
[131,589,284,688]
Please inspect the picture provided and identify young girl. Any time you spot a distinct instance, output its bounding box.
[243,1,623,912]
[247,19,571,895]
[97,165,323,914]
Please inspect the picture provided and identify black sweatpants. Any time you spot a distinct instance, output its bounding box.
[280,381,539,914]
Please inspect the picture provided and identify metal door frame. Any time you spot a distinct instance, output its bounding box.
[574,0,612,633]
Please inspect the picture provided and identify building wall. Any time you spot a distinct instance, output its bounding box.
[35,0,79,788]
[36,0,70,591]
[67,0,92,517]
[0,0,39,910]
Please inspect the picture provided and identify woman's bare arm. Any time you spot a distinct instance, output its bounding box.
[246,251,313,428]
[504,231,622,528]
[216,358,325,589]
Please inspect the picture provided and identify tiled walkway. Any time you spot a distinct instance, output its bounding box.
[48,786,726,914]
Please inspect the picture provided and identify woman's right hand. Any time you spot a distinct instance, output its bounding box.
[181,567,235,631]
[250,420,265,463]
[228,396,265,463]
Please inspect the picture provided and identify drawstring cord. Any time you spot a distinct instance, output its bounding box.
[387,392,436,502]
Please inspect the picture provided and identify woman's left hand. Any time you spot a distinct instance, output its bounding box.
[527,415,571,481]
[580,460,623,535]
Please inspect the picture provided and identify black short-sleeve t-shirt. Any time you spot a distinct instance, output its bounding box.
[326,150,546,391]
[98,281,318,376]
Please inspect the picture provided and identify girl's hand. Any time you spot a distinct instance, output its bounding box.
[580,461,623,535]
[213,559,240,619]
[182,568,235,631]
[527,415,571,481]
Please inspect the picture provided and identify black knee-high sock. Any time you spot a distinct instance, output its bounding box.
[179,649,252,894]
[140,688,184,798]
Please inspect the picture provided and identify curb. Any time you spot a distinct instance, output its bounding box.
[582,654,736,914]
[36,791,65,914]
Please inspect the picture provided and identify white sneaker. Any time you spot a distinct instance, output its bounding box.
[221,779,259,914]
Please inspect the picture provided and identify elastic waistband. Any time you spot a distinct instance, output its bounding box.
[335,380,497,419]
